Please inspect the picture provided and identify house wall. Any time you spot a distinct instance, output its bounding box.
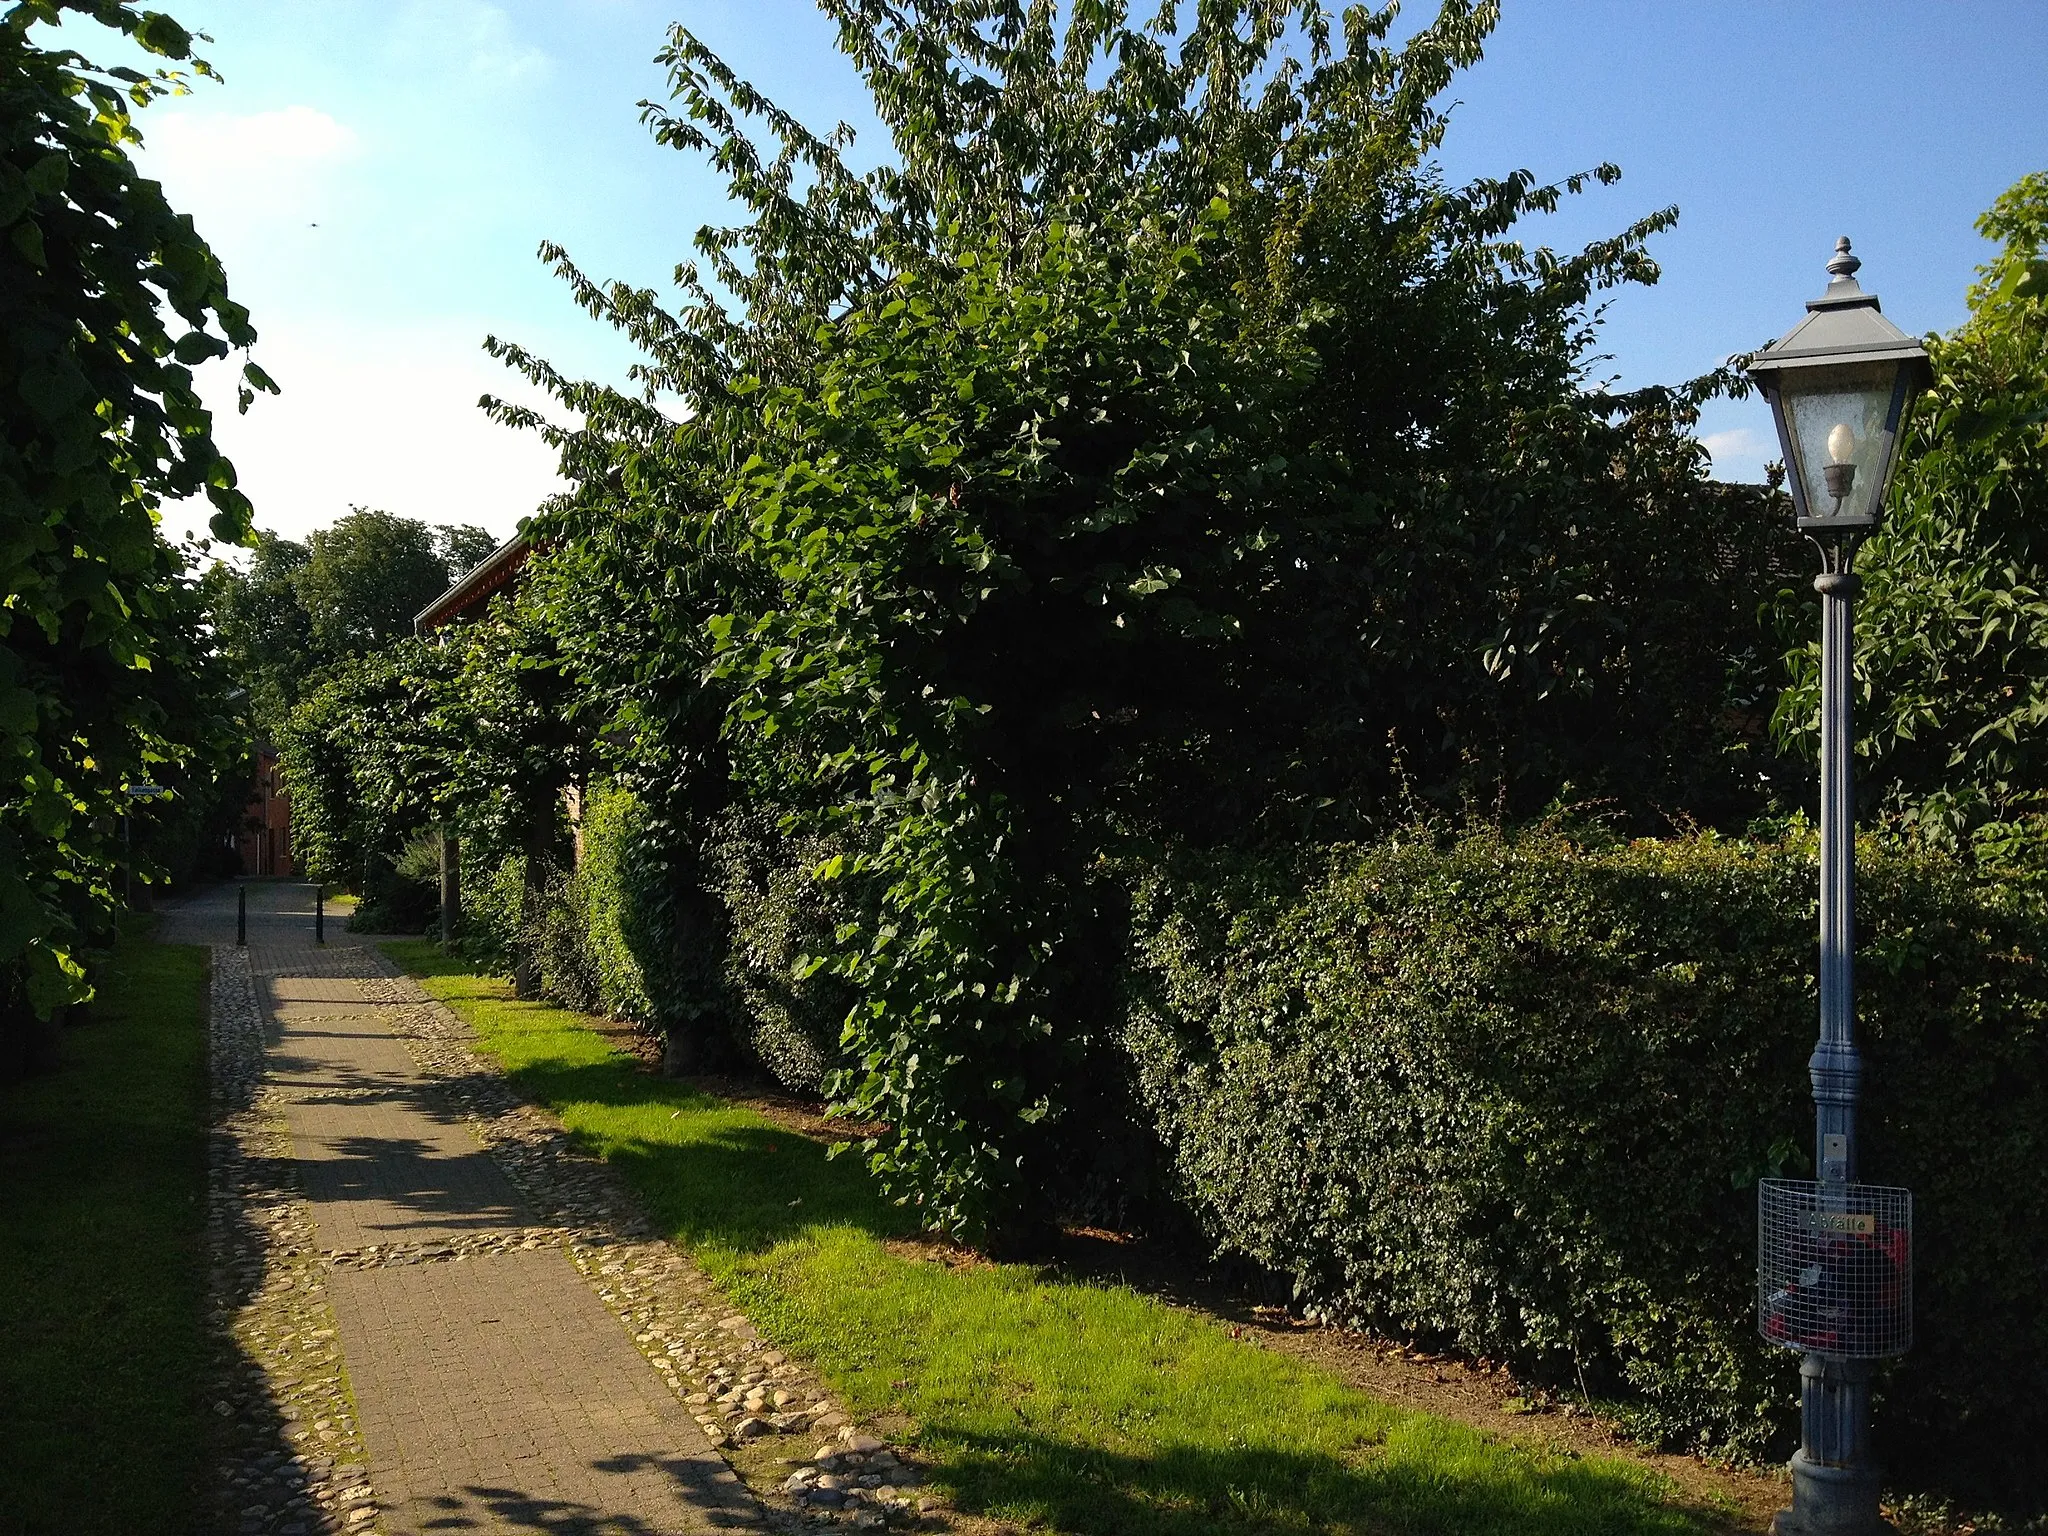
[238,748,294,877]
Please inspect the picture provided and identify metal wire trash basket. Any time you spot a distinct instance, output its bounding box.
[1758,1179,1912,1359]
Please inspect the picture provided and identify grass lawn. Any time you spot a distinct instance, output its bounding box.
[0,923,211,1536]
[386,939,1735,1536]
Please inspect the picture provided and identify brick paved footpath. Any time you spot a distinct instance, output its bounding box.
[162,881,762,1535]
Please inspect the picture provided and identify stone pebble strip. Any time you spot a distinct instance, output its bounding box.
[354,959,957,1532]
[208,943,378,1536]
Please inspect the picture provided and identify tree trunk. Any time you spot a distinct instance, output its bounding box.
[661,1024,697,1077]
[439,830,461,950]
[512,829,548,1000]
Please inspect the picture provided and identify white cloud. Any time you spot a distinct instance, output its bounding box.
[1699,426,1774,483]
[142,104,357,186]
[389,0,551,85]
[135,105,360,244]
[164,323,567,549]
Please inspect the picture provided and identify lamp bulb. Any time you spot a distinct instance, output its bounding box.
[1826,422,1857,466]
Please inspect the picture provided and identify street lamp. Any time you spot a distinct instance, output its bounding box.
[1746,238,1931,1536]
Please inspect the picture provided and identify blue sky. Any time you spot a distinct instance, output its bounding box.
[98,0,2048,546]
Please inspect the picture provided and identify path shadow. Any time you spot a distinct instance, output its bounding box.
[391,1450,758,1534]
[297,1127,529,1236]
[492,1054,909,1254]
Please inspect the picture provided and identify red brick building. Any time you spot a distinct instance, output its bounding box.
[239,746,294,877]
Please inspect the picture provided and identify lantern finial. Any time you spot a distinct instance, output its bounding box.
[1827,237,1861,282]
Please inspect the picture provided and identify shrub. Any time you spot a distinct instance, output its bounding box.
[454,851,595,1006]
[578,782,655,1025]
[528,863,601,1012]
[454,851,524,975]
[705,806,852,1095]
[275,644,447,889]
[1125,829,2048,1511]
[346,831,438,934]
[572,786,851,1091]
[583,793,733,1069]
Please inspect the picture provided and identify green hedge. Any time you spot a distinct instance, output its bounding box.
[577,783,654,1023]
[470,787,848,1092]
[704,806,851,1094]
[1124,830,2048,1512]
[452,849,524,975]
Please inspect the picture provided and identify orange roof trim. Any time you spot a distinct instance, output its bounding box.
[414,533,532,633]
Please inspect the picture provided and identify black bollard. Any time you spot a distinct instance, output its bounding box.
[315,884,325,945]
[237,885,247,947]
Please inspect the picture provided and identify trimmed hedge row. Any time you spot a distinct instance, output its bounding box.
[702,806,851,1094]
[1123,830,2048,1509]
[467,784,847,1093]
[436,801,2047,1509]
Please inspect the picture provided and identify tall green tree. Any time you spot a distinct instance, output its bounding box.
[294,508,494,659]
[1776,170,2048,840]
[2,0,270,1061]
[201,529,312,739]
[206,509,495,740]
[492,0,1796,1239]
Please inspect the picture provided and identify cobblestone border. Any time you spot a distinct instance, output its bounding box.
[207,944,378,1536]
[355,959,953,1531]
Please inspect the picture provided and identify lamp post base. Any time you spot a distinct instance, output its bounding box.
[1772,1451,1894,1536]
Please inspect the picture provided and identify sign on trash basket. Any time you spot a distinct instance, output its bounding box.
[1758,1178,1912,1359]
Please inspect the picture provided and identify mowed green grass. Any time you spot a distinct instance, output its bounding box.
[386,940,1725,1536]
[0,926,211,1536]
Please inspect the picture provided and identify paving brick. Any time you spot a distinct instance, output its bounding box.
[327,1254,758,1533]
[166,881,764,1534]
[287,1092,530,1249]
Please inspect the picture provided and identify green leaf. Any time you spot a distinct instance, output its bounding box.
[25,153,70,196]
[132,11,195,58]
[12,218,47,268]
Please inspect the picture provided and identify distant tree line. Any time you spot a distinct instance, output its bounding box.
[205,509,496,744]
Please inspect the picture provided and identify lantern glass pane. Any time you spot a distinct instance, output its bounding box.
[1780,362,1897,523]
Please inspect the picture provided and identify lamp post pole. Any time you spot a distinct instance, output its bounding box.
[1745,238,1931,1536]
[1790,550,1879,1530]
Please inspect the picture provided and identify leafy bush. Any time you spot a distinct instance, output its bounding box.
[345,831,437,933]
[577,782,655,1025]
[275,644,445,889]
[705,806,851,1095]
[345,873,435,935]
[457,788,737,1071]
[446,849,584,1004]
[528,863,601,1013]
[1125,829,2048,1509]
[453,851,524,975]
[545,785,848,1090]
